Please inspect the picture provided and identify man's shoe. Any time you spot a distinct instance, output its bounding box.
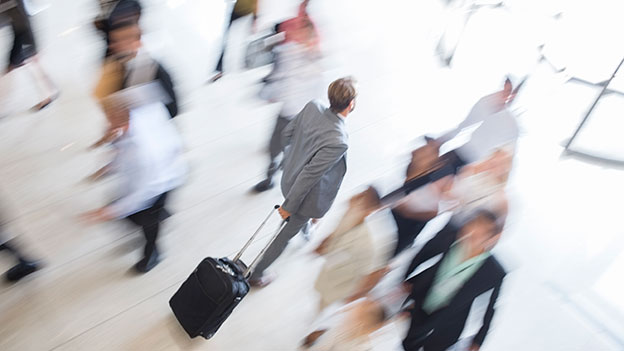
[253,179,274,193]
[134,250,160,273]
[5,261,40,282]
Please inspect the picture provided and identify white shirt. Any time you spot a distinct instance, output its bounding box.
[108,102,186,218]
[439,94,519,163]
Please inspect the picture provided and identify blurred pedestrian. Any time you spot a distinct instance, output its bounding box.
[254,19,323,192]
[249,77,357,287]
[1,0,58,111]
[313,187,395,312]
[84,97,186,273]
[391,142,452,256]
[402,210,506,351]
[92,21,178,147]
[210,0,259,82]
[302,298,388,350]
[431,78,521,174]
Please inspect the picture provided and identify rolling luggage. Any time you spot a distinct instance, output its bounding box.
[169,205,288,339]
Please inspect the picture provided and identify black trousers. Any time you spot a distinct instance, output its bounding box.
[126,192,169,258]
[0,240,26,263]
[391,209,428,257]
[5,0,36,67]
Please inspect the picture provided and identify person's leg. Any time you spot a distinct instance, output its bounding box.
[128,193,169,272]
[255,116,291,192]
[249,213,310,283]
[1,239,40,282]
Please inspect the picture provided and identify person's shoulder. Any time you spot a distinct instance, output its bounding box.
[485,254,507,278]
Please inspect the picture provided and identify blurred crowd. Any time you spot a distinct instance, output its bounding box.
[1,0,524,350]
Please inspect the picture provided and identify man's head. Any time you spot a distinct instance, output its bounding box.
[108,21,142,60]
[406,142,439,180]
[459,209,502,255]
[328,77,357,116]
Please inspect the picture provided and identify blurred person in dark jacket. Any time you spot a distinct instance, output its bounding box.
[402,210,506,351]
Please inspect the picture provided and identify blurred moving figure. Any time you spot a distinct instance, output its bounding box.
[92,21,178,147]
[1,0,58,111]
[402,210,506,351]
[313,187,395,311]
[210,0,259,82]
[94,0,142,57]
[391,142,452,257]
[254,19,323,192]
[430,78,520,173]
[249,77,357,287]
[302,298,388,350]
[85,22,186,273]
[84,102,186,273]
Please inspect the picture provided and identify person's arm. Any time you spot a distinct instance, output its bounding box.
[436,105,481,145]
[395,206,438,222]
[346,266,390,302]
[282,143,348,214]
[472,280,503,349]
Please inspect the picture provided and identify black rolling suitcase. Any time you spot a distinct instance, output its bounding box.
[169,205,288,339]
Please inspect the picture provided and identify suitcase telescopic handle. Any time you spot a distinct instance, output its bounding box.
[244,218,289,278]
[233,205,281,263]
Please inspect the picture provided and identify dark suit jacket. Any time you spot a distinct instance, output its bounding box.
[403,222,506,351]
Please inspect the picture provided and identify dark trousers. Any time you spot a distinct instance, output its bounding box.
[249,213,310,280]
[266,116,291,180]
[0,241,26,263]
[5,0,36,67]
[127,192,169,258]
[215,9,245,72]
[403,307,434,350]
[391,209,428,257]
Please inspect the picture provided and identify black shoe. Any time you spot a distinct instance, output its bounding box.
[253,179,274,193]
[5,261,40,282]
[134,250,160,273]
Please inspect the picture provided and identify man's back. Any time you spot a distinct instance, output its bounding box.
[280,101,348,218]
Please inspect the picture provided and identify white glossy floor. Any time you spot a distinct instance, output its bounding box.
[1,0,623,350]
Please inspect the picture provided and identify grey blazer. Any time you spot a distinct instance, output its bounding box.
[280,101,348,218]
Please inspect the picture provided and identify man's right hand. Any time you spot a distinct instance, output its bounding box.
[278,206,291,220]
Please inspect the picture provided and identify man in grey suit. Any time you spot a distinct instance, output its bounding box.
[250,77,358,287]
